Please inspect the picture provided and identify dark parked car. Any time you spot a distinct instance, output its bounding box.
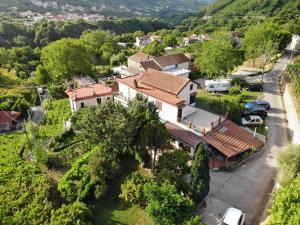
[246,83,263,92]
[245,100,271,110]
[242,106,268,118]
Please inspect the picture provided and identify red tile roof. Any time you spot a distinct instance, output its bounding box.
[153,53,190,67]
[66,84,113,101]
[165,122,203,148]
[140,69,190,95]
[116,70,187,106]
[0,111,21,124]
[128,52,153,63]
[140,60,161,71]
[202,119,264,158]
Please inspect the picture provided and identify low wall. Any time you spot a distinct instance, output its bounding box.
[283,84,300,144]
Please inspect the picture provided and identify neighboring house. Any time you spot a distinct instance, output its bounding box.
[116,69,198,124]
[73,75,96,88]
[182,34,211,46]
[135,35,162,48]
[231,32,243,48]
[0,111,21,132]
[117,52,191,78]
[66,84,113,113]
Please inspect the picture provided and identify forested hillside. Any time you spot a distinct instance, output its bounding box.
[204,0,299,16]
[0,0,214,17]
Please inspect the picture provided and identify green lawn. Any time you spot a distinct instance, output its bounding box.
[93,197,153,225]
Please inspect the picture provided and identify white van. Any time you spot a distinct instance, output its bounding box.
[205,79,231,92]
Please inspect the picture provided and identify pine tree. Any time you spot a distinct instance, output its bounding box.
[191,142,210,203]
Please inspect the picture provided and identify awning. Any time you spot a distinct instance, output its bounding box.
[165,122,203,149]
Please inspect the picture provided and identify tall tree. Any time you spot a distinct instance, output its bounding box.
[127,94,159,161]
[140,119,169,173]
[191,142,210,203]
[41,38,92,82]
[195,32,243,78]
[143,41,165,57]
[243,22,291,82]
[72,101,130,155]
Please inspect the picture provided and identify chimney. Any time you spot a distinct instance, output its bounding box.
[93,91,96,96]
[218,117,221,125]
[211,122,214,130]
[133,79,138,88]
[189,122,192,128]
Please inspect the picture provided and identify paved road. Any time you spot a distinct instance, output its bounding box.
[198,53,292,225]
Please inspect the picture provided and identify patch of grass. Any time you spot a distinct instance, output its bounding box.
[93,197,153,225]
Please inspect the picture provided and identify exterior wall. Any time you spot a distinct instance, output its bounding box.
[0,122,12,131]
[161,62,189,71]
[117,83,179,123]
[177,81,197,105]
[283,84,300,144]
[70,94,112,112]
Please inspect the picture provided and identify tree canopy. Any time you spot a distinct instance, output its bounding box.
[41,38,92,82]
[195,32,243,78]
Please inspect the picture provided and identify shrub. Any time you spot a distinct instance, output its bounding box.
[229,85,241,95]
[50,201,92,225]
[119,172,149,206]
[144,182,194,225]
[231,77,247,87]
[277,144,300,186]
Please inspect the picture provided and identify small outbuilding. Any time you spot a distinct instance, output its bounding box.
[0,111,21,132]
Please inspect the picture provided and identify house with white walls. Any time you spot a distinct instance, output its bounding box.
[66,84,113,113]
[116,52,191,78]
[115,69,197,124]
[135,35,162,48]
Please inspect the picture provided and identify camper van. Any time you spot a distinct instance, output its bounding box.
[205,79,231,92]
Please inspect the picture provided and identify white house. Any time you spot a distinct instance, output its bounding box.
[66,84,114,113]
[116,52,191,78]
[135,35,162,48]
[115,69,197,124]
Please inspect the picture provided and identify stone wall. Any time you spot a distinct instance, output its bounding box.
[283,84,300,144]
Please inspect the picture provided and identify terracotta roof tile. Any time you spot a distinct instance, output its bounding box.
[128,52,153,63]
[153,53,190,67]
[140,69,190,95]
[140,60,161,71]
[0,111,21,124]
[66,84,113,101]
[165,122,203,148]
[116,71,186,106]
[202,119,264,158]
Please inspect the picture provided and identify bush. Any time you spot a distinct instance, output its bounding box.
[231,77,248,87]
[144,182,194,225]
[50,201,92,225]
[229,85,241,95]
[49,83,67,99]
[277,144,300,186]
[267,176,300,225]
[119,172,149,206]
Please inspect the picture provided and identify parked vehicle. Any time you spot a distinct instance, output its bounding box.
[242,115,264,126]
[205,79,231,92]
[245,100,271,111]
[246,83,263,92]
[220,207,245,225]
[242,106,268,118]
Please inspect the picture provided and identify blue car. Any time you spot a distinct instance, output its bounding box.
[245,100,271,111]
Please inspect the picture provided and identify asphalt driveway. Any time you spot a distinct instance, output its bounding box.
[198,53,292,225]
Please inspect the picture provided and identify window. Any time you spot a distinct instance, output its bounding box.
[190,95,195,104]
[97,98,101,104]
[80,102,85,108]
[155,100,162,111]
[190,84,193,90]
[209,85,214,88]
[238,215,244,225]
[107,97,111,100]
[175,64,178,68]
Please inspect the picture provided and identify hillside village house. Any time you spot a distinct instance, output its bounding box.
[115,68,264,166]
[135,35,162,48]
[66,83,113,113]
[114,52,191,78]
[182,33,211,46]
